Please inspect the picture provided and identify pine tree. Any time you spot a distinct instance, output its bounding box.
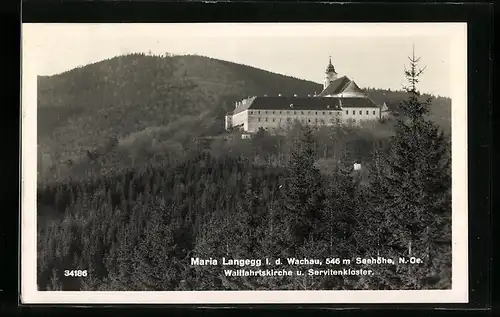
[322,158,359,255]
[283,125,325,250]
[49,268,63,291]
[233,174,260,255]
[369,47,451,289]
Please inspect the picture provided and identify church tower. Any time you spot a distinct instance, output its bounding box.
[323,56,338,89]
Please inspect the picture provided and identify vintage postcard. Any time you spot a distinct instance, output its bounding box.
[21,22,468,304]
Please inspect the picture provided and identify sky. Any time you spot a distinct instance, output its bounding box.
[23,23,466,97]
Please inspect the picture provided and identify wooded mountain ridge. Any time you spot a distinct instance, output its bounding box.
[37,53,451,180]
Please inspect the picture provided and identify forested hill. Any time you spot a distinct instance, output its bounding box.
[37,53,451,179]
[38,53,322,171]
[364,88,451,132]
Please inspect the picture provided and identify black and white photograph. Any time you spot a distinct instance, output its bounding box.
[21,23,468,304]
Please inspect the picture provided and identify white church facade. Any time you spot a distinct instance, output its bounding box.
[225,58,389,133]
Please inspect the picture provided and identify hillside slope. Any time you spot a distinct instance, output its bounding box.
[364,88,451,133]
[37,53,451,179]
[37,54,322,169]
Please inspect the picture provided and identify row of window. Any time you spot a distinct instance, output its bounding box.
[255,118,364,129]
[254,117,371,132]
[249,110,338,116]
[249,109,377,116]
[346,110,377,115]
[257,117,341,124]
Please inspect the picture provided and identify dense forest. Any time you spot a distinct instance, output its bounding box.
[36,53,452,291]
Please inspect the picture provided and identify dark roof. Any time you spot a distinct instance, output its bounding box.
[340,97,378,108]
[326,61,336,73]
[231,96,379,114]
[233,96,342,114]
[318,76,351,96]
[232,97,256,114]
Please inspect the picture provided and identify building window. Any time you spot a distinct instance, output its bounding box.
[279,111,282,114]
[308,119,311,122]
[294,111,296,115]
[366,111,369,115]
[315,112,318,115]
[265,111,268,114]
[373,111,376,115]
[346,110,349,115]
[322,112,325,115]
[272,118,275,122]
[315,118,318,122]
[353,119,356,122]
[249,111,252,114]
[301,111,304,115]
[258,111,261,114]
[330,111,333,115]
[272,111,275,114]
[258,118,261,122]
[359,111,362,115]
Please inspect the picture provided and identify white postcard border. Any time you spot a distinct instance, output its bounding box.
[21,22,468,304]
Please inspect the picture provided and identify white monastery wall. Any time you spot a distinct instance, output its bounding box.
[245,108,343,132]
[342,107,380,124]
[232,110,249,131]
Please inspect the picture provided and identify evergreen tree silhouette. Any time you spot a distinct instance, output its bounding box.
[283,125,325,250]
[368,47,451,289]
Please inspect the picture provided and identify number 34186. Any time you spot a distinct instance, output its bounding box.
[64,270,88,277]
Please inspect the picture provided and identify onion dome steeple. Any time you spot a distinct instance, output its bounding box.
[323,55,338,90]
[326,56,336,74]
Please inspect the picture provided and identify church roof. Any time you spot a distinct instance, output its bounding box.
[340,80,366,96]
[317,76,352,96]
[232,96,378,115]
